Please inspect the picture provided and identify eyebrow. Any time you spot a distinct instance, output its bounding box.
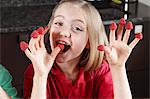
[54,15,85,25]
[54,15,65,19]
[73,19,85,25]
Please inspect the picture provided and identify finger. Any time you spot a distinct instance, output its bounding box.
[109,21,117,44]
[29,38,36,53]
[20,41,29,51]
[129,38,140,49]
[123,30,131,43]
[34,36,40,49]
[104,46,111,55]
[34,27,45,49]
[37,27,45,35]
[20,41,33,59]
[129,33,143,49]
[117,18,126,41]
[24,49,34,60]
[97,44,111,56]
[29,30,39,53]
[50,46,61,59]
[40,35,45,48]
[123,21,133,43]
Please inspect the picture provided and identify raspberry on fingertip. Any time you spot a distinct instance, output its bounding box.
[135,33,143,40]
[125,21,133,30]
[20,41,29,51]
[109,21,117,30]
[30,30,39,38]
[37,27,45,35]
[97,45,104,51]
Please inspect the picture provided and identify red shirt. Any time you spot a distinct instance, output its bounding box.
[24,60,114,99]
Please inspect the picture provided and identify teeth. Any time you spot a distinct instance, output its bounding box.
[56,41,69,46]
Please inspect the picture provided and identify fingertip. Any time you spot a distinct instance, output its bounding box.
[20,41,29,51]
[135,33,143,40]
[57,44,65,51]
[119,18,126,26]
[30,30,39,38]
[37,27,45,35]
[97,44,104,51]
[109,21,117,30]
[126,21,133,30]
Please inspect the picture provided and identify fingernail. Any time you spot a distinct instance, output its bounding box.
[97,45,104,51]
[126,21,133,30]
[119,18,126,26]
[20,41,29,51]
[37,27,45,35]
[30,30,39,38]
[45,26,48,30]
[57,44,65,51]
[135,33,143,40]
[109,21,117,30]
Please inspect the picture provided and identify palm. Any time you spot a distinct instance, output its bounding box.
[31,48,52,75]
[106,41,132,66]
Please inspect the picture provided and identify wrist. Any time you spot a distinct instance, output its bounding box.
[109,64,126,70]
[33,75,48,81]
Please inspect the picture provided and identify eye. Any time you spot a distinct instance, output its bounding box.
[54,22,63,26]
[72,27,83,33]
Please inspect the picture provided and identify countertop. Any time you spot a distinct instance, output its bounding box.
[0,2,150,33]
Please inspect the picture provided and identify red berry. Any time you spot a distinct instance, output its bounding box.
[119,18,126,26]
[135,33,143,39]
[109,21,117,30]
[58,44,65,51]
[97,45,104,51]
[126,21,133,30]
[37,27,45,35]
[30,30,39,38]
[20,41,29,51]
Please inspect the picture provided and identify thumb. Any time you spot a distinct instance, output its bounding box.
[50,46,61,60]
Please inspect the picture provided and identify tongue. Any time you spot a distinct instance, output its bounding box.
[57,44,65,51]
[57,44,71,52]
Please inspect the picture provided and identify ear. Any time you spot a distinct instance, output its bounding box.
[85,40,90,48]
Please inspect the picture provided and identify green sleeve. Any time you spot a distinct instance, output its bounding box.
[0,64,17,99]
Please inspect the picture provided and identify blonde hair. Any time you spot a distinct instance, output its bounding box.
[47,0,108,71]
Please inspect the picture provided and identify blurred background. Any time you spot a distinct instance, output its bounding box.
[0,0,149,98]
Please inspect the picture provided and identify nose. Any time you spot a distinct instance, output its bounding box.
[59,30,71,38]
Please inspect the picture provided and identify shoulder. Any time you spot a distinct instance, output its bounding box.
[94,60,111,77]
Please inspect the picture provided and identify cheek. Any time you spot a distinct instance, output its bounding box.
[72,34,88,52]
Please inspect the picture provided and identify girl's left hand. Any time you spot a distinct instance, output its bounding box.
[101,19,143,68]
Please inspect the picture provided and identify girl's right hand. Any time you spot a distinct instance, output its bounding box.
[20,27,61,77]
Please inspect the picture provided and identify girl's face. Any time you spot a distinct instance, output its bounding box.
[50,3,89,63]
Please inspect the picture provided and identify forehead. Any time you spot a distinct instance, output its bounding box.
[54,3,86,24]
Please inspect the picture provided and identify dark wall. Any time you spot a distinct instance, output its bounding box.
[0,32,31,97]
[0,0,59,7]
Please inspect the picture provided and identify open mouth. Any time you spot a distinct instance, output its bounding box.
[56,40,71,53]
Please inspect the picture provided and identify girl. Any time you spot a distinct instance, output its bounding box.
[20,0,142,98]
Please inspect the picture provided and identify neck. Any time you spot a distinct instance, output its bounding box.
[56,56,81,81]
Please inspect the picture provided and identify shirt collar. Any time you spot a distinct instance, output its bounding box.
[51,64,94,85]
